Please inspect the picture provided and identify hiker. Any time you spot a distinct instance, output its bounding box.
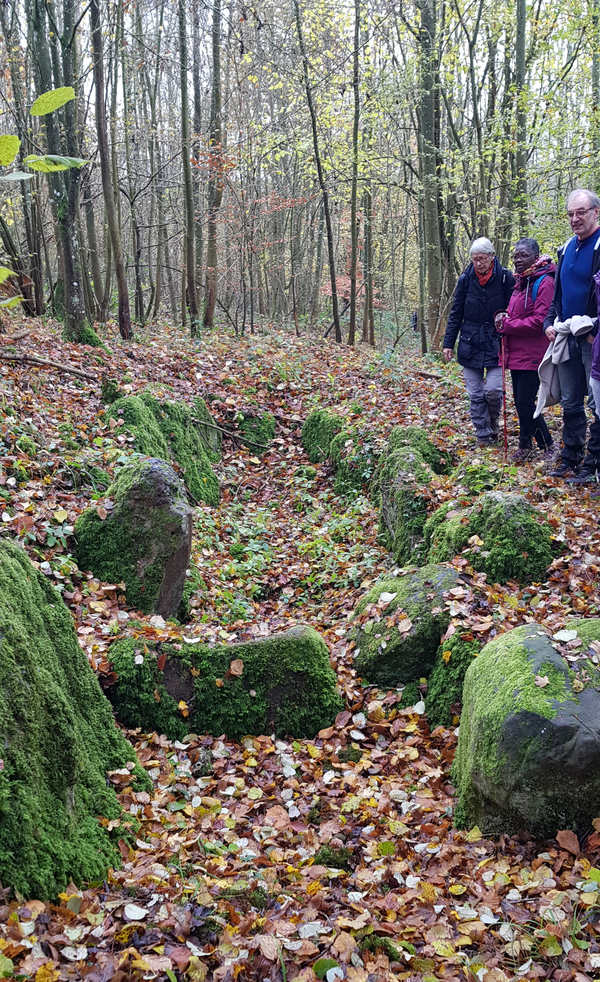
[443,237,515,447]
[543,189,600,482]
[495,238,555,463]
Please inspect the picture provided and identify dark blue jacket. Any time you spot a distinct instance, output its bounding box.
[443,259,515,369]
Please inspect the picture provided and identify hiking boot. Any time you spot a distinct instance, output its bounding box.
[541,443,555,462]
[566,465,600,485]
[548,461,579,478]
[477,436,497,448]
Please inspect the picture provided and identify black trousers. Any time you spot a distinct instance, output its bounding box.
[510,369,553,450]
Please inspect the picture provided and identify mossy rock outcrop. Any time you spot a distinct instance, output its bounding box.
[453,620,600,837]
[424,491,555,584]
[74,458,192,616]
[375,446,433,563]
[301,409,343,463]
[106,625,344,740]
[0,539,145,899]
[329,426,378,495]
[107,392,219,505]
[387,425,452,475]
[352,564,460,687]
[426,633,480,729]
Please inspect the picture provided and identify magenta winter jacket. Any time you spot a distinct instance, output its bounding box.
[499,262,556,371]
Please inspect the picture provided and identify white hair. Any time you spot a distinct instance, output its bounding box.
[567,189,600,210]
[470,237,495,256]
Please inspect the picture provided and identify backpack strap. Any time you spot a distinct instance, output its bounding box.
[531,274,547,304]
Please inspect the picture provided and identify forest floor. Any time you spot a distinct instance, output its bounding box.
[2,316,600,982]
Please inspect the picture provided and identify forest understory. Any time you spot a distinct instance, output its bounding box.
[2,317,600,982]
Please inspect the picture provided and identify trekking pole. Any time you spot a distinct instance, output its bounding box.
[500,333,508,461]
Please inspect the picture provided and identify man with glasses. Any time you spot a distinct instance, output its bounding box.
[443,237,515,446]
[544,188,600,481]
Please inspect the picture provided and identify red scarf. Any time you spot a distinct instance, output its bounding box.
[475,263,494,286]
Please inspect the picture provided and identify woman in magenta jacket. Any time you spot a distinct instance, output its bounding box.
[496,238,555,462]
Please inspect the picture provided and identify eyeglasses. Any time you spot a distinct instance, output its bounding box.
[567,206,597,219]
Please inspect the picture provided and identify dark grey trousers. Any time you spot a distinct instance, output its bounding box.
[463,366,503,440]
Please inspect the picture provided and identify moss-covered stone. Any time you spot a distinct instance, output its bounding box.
[101,377,123,404]
[329,427,378,495]
[450,460,510,496]
[453,622,600,836]
[0,539,145,899]
[239,411,275,453]
[375,446,433,563]
[425,491,555,584]
[426,633,480,729]
[353,564,460,686]
[106,625,344,740]
[106,393,219,505]
[387,425,452,474]
[301,409,343,463]
[193,397,222,460]
[74,458,192,616]
[177,565,206,623]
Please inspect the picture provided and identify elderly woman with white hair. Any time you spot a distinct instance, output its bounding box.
[443,238,515,446]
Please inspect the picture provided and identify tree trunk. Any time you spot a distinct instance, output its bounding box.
[348,0,361,346]
[179,0,200,333]
[203,0,223,329]
[90,0,132,339]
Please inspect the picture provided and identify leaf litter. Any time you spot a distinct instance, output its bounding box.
[2,318,600,979]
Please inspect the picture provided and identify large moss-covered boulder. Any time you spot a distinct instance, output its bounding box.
[74,458,192,616]
[107,392,219,505]
[0,539,145,898]
[426,633,480,729]
[454,620,600,837]
[301,409,343,463]
[424,491,555,584]
[106,625,344,740]
[352,564,460,686]
[375,446,433,563]
[387,425,452,475]
[330,426,379,495]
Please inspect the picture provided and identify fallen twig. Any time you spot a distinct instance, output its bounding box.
[0,351,96,381]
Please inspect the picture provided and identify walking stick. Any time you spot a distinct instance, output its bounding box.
[500,333,508,461]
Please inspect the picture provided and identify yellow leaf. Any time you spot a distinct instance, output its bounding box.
[307,744,321,759]
[465,826,482,842]
[433,940,456,957]
[35,966,60,982]
[420,882,439,903]
[53,508,68,523]
[178,700,189,717]
[449,884,467,895]
[442,649,452,663]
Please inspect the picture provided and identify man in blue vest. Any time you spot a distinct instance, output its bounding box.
[544,188,600,481]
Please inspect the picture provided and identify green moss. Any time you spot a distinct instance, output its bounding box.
[313,846,352,870]
[218,884,270,910]
[387,425,452,474]
[193,397,222,461]
[450,461,509,496]
[425,492,555,585]
[426,634,480,728]
[453,626,573,832]
[239,411,275,453]
[301,409,343,463]
[107,393,219,506]
[337,746,362,763]
[360,935,406,962]
[353,564,459,686]
[399,680,422,708]
[74,458,190,614]
[330,427,378,495]
[375,447,433,562]
[101,378,123,404]
[64,460,111,492]
[0,539,145,899]
[107,625,344,740]
[76,324,103,347]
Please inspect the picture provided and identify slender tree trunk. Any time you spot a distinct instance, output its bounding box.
[204,0,223,328]
[515,0,527,229]
[293,0,341,342]
[179,0,200,333]
[348,0,361,345]
[90,0,132,339]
